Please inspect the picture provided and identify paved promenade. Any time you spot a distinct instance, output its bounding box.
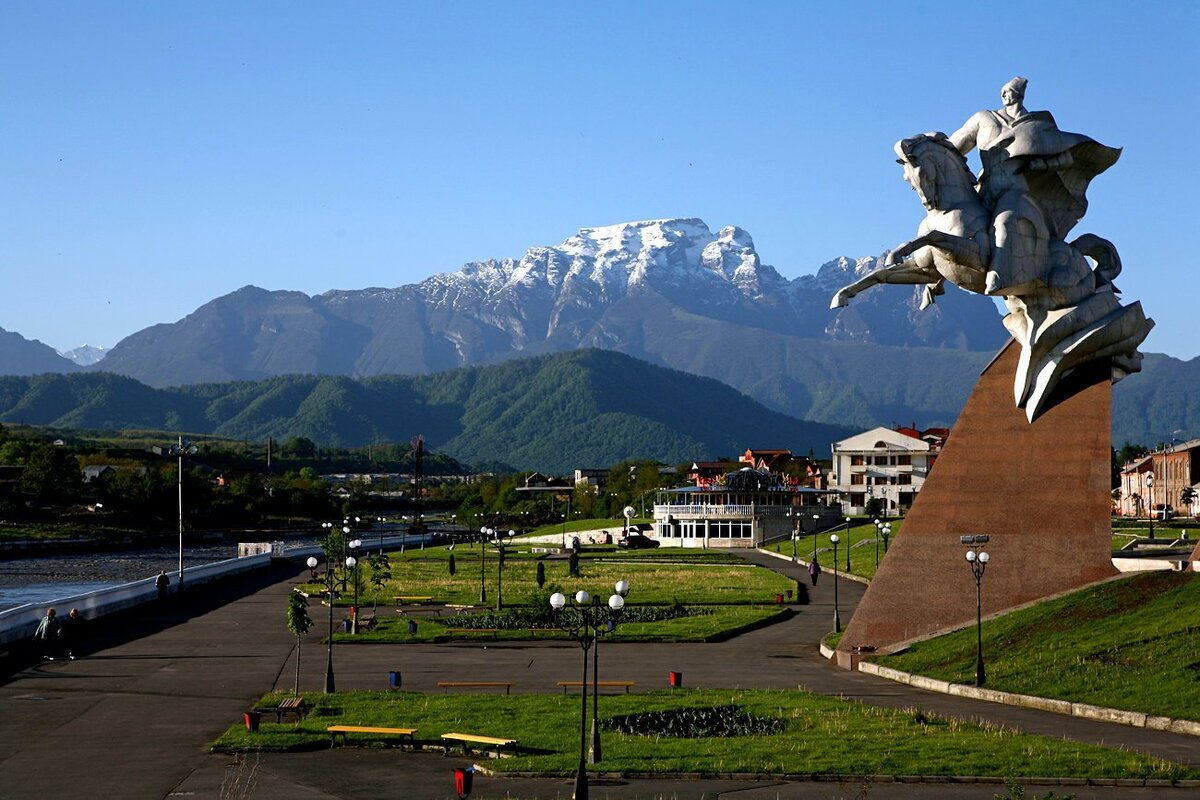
[1,552,1198,799]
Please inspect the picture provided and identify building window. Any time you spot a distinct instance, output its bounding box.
[896,454,911,466]
[851,455,864,466]
[851,474,865,485]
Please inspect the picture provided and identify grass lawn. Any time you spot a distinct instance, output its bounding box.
[311,545,796,609]
[762,520,903,580]
[214,689,1194,780]
[306,544,798,643]
[877,571,1200,722]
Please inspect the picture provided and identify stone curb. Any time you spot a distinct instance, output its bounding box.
[475,765,1200,789]
[858,661,1200,737]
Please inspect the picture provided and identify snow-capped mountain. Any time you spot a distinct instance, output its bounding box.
[58,344,109,366]
[87,219,1008,425]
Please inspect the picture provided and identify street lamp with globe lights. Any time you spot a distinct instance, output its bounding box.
[623,505,635,538]
[307,553,336,693]
[346,537,362,633]
[478,526,489,604]
[829,533,842,633]
[494,529,515,611]
[963,538,991,686]
[1146,472,1156,539]
[549,580,629,800]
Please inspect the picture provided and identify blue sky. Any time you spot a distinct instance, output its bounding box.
[2,1,1197,358]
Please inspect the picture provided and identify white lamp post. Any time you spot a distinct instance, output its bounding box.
[829,533,842,632]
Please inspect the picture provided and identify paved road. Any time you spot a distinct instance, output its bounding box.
[1,552,1197,799]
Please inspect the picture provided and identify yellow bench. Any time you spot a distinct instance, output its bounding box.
[327,725,417,748]
[436,680,512,694]
[441,731,519,757]
[556,680,635,694]
[395,595,436,607]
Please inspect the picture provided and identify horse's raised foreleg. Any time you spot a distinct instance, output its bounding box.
[830,260,940,308]
[886,231,986,271]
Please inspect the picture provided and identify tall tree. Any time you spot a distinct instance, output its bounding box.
[285,591,313,696]
[19,444,82,504]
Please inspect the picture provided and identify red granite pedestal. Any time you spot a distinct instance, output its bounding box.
[835,341,1117,667]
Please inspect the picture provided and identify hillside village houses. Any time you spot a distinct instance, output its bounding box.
[1118,438,1200,519]
[828,424,950,516]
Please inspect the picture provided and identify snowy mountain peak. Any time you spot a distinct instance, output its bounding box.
[59,344,109,366]
[558,218,713,259]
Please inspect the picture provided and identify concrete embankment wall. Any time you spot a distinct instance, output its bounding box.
[0,553,271,648]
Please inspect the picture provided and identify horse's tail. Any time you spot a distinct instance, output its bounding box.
[1070,233,1122,291]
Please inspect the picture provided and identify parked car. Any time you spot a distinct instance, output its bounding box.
[617,533,660,549]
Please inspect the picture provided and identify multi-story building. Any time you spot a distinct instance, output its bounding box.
[828,425,949,516]
[652,466,839,548]
[1118,439,1200,519]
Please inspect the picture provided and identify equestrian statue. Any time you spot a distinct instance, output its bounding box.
[831,78,1153,421]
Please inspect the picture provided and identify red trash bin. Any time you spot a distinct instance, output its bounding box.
[454,766,474,798]
[243,711,261,731]
[669,671,683,688]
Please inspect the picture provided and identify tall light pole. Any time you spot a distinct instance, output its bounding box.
[347,538,362,634]
[1146,472,1156,540]
[549,583,628,800]
[843,517,852,572]
[478,526,489,604]
[788,510,798,563]
[308,548,336,693]
[829,533,842,633]
[167,437,197,593]
[590,579,629,763]
[495,530,514,612]
[965,544,990,686]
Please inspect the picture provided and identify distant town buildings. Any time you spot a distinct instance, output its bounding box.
[650,448,838,549]
[828,424,949,516]
[1118,439,1200,519]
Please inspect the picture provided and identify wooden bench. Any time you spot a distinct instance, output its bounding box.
[395,605,442,617]
[556,680,635,694]
[256,696,307,723]
[446,628,501,639]
[355,614,377,632]
[440,731,519,758]
[327,725,417,748]
[394,595,435,607]
[437,681,513,695]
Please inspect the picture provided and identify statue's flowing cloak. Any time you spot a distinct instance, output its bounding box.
[977,110,1122,240]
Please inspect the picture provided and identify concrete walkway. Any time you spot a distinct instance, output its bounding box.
[0,553,1197,799]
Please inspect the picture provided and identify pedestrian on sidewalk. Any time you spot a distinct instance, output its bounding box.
[34,607,60,661]
[59,608,87,660]
[808,559,821,586]
[155,571,170,601]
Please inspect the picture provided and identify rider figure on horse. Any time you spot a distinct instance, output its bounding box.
[948,76,1121,297]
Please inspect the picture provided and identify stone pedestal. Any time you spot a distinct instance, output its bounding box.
[835,341,1117,660]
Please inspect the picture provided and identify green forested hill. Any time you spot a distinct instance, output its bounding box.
[0,350,853,473]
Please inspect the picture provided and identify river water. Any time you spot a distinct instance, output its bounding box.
[0,526,456,611]
[0,544,244,611]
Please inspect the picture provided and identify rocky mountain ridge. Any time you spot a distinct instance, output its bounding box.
[87,218,1007,390]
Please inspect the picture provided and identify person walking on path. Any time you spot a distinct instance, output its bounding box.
[34,607,60,661]
[59,608,86,660]
[808,559,821,586]
[155,570,170,601]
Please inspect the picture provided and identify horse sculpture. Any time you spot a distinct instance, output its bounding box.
[831,132,1152,422]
